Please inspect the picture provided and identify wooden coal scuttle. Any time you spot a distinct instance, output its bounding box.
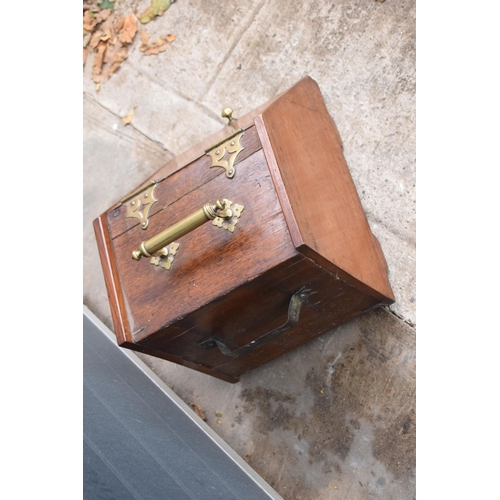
[94,77,394,383]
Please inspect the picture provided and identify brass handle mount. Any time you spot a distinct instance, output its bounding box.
[131,199,244,266]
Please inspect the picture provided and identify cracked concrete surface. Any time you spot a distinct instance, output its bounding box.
[83,1,415,498]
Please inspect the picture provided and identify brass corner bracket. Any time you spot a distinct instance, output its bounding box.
[205,130,244,179]
[120,180,158,230]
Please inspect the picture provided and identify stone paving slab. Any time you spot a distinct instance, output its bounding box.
[156,308,416,500]
[83,1,416,498]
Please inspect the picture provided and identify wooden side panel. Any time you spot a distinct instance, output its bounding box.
[138,254,379,378]
[109,148,297,343]
[93,215,241,382]
[137,255,309,367]
[258,76,394,302]
[93,215,131,345]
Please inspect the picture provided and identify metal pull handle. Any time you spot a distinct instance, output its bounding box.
[201,287,316,358]
[131,199,244,263]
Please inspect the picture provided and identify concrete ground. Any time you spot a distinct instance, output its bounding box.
[83,1,415,498]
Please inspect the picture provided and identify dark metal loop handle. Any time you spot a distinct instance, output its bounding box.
[202,287,316,358]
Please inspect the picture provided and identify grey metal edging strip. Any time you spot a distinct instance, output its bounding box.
[83,305,283,500]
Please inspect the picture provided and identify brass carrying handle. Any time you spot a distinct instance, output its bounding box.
[131,199,234,261]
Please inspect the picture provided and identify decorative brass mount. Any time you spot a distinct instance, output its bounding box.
[120,180,157,230]
[205,129,244,179]
[131,199,244,270]
[150,242,180,271]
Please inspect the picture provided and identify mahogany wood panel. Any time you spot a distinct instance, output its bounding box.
[108,125,261,239]
[257,76,394,303]
[110,148,297,343]
[93,215,131,345]
[93,76,395,382]
[94,215,238,383]
[138,255,310,367]
[143,254,374,378]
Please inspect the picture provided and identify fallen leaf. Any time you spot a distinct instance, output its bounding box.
[139,0,171,24]
[84,2,172,88]
[95,8,112,22]
[122,108,135,125]
[189,403,207,421]
[215,411,223,418]
[83,31,92,48]
[92,42,107,82]
[113,15,125,33]
[89,13,115,50]
[139,31,151,52]
[83,10,98,31]
[83,48,88,65]
[89,29,103,50]
[143,37,168,55]
[102,44,129,82]
[95,83,101,92]
[118,14,137,44]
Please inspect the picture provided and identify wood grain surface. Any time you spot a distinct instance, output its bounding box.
[93,214,239,383]
[150,254,379,378]
[110,147,298,345]
[258,76,394,303]
[94,76,395,381]
[108,125,261,238]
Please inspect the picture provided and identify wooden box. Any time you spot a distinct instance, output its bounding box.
[94,76,394,383]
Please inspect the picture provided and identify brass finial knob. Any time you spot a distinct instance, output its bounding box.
[221,107,236,125]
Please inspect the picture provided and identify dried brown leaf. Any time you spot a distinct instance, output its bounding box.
[83,32,92,48]
[101,25,112,41]
[140,31,151,44]
[118,14,137,44]
[113,15,125,33]
[112,47,129,72]
[100,44,128,82]
[83,10,98,31]
[100,13,116,38]
[189,403,206,421]
[92,42,107,82]
[89,30,103,50]
[83,48,88,66]
[122,108,135,125]
[143,37,168,55]
[95,8,112,23]
[166,33,175,43]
